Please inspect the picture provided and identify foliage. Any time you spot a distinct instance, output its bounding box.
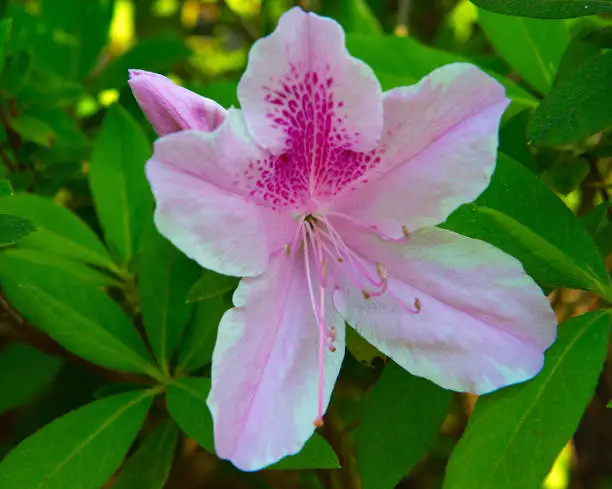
[0,1,610,489]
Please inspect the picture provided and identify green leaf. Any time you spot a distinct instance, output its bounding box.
[581,202,612,259]
[0,51,31,92]
[443,310,612,489]
[166,378,339,469]
[471,0,612,19]
[529,50,612,145]
[0,19,12,74]
[111,419,178,489]
[346,34,537,112]
[356,363,452,489]
[478,8,570,93]
[0,255,158,377]
[0,193,113,269]
[166,377,214,453]
[270,434,340,471]
[499,109,537,172]
[89,104,152,264]
[178,293,232,372]
[1,247,121,287]
[554,26,612,85]
[0,213,36,246]
[0,179,12,197]
[139,225,200,373]
[540,154,590,194]
[322,0,382,34]
[7,115,55,148]
[0,389,155,489]
[442,154,609,292]
[95,35,191,91]
[187,270,238,303]
[40,0,114,80]
[0,343,64,415]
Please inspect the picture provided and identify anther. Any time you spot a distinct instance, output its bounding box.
[376,262,388,281]
[363,290,371,300]
[337,257,343,262]
[284,244,291,255]
[414,298,422,313]
[314,417,324,428]
[402,226,410,238]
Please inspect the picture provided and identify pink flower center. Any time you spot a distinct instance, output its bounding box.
[288,213,421,426]
[244,69,382,212]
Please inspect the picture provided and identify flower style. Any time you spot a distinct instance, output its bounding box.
[129,7,557,472]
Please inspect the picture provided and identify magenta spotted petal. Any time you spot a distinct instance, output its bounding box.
[131,6,557,472]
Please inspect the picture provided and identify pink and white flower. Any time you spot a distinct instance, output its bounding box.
[130,7,557,472]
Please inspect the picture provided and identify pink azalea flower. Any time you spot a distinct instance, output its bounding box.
[130,7,557,472]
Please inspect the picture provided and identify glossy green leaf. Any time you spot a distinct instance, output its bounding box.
[167,378,339,469]
[356,362,452,489]
[0,255,158,377]
[529,50,612,145]
[166,377,215,452]
[0,193,112,268]
[95,34,191,91]
[443,154,609,292]
[89,104,152,264]
[0,213,36,246]
[7,115,55,148]
[0,390,155,489]
[139,225,200,373]
[178,293,232,372]
[443,310,612,489]
[478,9,570,93]
[0,343,64,415]
[471,0,612,19]
[187,270,238,303]
[346,34,537,111]
[111,419,178,489]
[0,19,12,74]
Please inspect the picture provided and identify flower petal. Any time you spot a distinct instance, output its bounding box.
[238,7,383,154]
[333,224,557,394]
[208,252,345,471]
[129,69,225,135]
[148,111,297,277]
[329,63,510,237]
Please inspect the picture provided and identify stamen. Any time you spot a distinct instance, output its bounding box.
[302,219,332,428]
[326,212,410,243]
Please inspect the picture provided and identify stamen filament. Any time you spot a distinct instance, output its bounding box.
[326,211,410,243]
